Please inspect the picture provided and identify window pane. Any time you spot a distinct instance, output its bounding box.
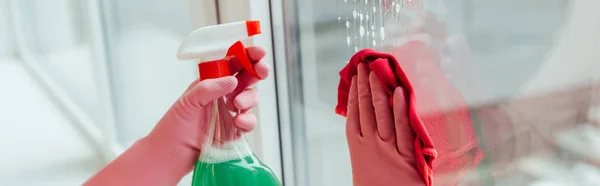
[280,0,600,185]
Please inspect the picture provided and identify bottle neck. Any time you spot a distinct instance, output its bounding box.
[198,59,231,80]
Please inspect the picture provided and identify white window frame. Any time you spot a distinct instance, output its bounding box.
[268,0,327,185]
[268,1,303,185]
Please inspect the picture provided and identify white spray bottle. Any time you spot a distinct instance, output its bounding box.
[177,20,281,186]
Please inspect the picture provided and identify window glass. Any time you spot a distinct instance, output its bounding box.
[279,0,600,185]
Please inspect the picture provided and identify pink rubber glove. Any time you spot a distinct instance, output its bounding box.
[83,47,270,186]
[346,63,425,186]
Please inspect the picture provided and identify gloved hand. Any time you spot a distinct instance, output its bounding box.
[342,43,483,186]
[346,63,425,186]
[84,47,270,186]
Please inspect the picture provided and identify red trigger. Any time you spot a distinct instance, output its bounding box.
[227,41,260,79]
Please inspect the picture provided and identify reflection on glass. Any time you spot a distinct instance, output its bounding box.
[284,0,600,185]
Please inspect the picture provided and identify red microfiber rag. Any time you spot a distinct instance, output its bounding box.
[336,41,483,186]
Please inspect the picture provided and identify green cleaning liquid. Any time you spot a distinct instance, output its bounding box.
[191,139,281,186]
[191,154,280,186]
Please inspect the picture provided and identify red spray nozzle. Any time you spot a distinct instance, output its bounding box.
[197,41,259,80]
[193,20,262,80]
[227,41,260,79]
[246,21,261,36]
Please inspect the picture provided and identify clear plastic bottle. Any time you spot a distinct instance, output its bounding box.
[177,20,281,186]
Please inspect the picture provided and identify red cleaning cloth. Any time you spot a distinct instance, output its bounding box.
[336,41,483,186]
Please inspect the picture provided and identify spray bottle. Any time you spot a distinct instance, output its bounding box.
[177,20,281,186]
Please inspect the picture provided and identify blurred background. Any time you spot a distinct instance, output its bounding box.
[1,0,600,185]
